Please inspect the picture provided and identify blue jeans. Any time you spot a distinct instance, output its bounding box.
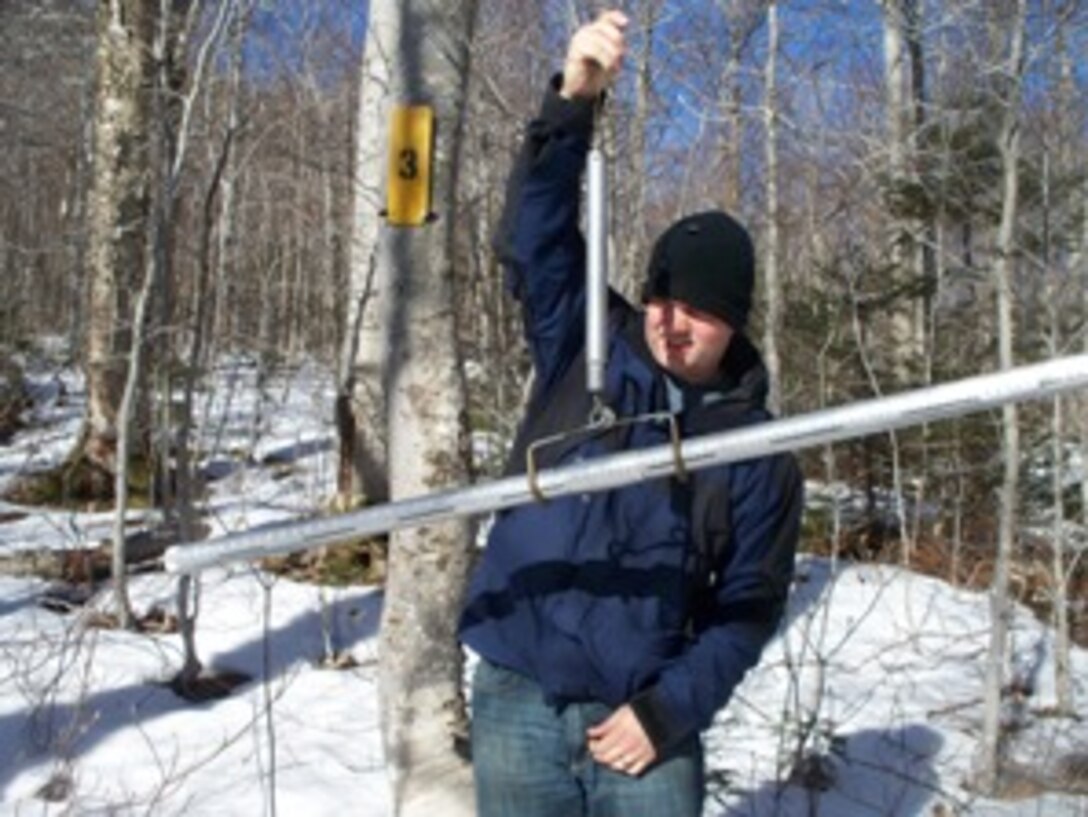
[471,659,704,817]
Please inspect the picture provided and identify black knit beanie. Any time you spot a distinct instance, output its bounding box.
[641,210,755,331]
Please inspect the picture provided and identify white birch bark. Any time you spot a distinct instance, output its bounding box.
[975,0,1026,794]
[369,2,478,814]
[761,0,782,415]
[880,0,920,383]
[79,0,156,485]
[880,0,922,563]
[341,0,397,506]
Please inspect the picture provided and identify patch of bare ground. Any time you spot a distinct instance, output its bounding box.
[994,753,1088,800]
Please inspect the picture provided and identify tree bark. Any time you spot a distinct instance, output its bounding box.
[761,0,782,415]
[78,0,157,487]
[905,0,936,384]
[367,2,479,814]
[341,0,398,506]
[880,0,921,384]
[975,0,1026,794]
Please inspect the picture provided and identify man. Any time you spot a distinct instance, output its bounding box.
[459,10,803,817]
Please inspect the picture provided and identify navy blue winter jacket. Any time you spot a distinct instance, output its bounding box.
[459,79,803,753]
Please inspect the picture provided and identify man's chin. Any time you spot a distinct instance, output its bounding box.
[664,360,693,379]
[668,360,691,374]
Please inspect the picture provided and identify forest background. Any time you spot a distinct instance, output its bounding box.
[1,0,1087,813]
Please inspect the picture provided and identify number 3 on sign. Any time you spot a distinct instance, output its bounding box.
[386,106,434,226]
[398,149,419,180]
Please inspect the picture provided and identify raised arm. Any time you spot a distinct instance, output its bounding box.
[493,11,628,389]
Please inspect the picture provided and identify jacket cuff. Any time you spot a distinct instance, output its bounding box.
[535,73,597,144]
[629,685,690,754]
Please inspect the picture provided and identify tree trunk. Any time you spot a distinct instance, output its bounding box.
[1080,175,1088,656]
[210,2,250,362]
[1049,390,1072,714]
[1058,13,1088,705]
[341,0,397,506]
[172,38,242,683]
[975,0,1026,794]
[368,2,479,814]
[67,82,95,362]
[761,0,782,415]
[615,0,658,303]
[1039,133,1074,715]
[905,0,935,384]
[715,0,758,214]
[880,0,920,384]
[77,0,157,491]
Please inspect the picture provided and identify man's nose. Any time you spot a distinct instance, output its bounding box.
[664,302,688,330]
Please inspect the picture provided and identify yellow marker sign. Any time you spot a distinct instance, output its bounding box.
[385,105,435,226]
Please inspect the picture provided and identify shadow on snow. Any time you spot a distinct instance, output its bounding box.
[710,723,946,817]
[0,588,382,799]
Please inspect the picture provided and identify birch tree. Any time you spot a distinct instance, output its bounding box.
[880,0,931,386]
[975,0,1027,794]
[881,0,914,384]
[72,0,157,500]
[904,0,937,384]
[340,0,396,507]
[761,0,782,414]
[361,2,479,814]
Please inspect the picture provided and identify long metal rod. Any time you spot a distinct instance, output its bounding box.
[586,146,609,399]
[164,354,1088,575]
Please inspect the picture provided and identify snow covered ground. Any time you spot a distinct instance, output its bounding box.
[0,359,1084,816]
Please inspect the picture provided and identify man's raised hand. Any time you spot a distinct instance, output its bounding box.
[560,10,629,100]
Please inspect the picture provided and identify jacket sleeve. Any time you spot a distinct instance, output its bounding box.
[630,452,804,753]
[494,75,597,390]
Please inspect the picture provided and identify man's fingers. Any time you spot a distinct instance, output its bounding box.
[561,9,629,98]
[575,27,625,71]
[586,705,657,776]
[588,740,651,776]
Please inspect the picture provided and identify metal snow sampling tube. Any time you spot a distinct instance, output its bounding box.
[586,145,609,402]
[163,354,1088,575]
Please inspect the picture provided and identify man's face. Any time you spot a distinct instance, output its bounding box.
[643,297,734,385]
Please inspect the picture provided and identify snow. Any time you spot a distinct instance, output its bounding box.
[1,359,1085,816]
